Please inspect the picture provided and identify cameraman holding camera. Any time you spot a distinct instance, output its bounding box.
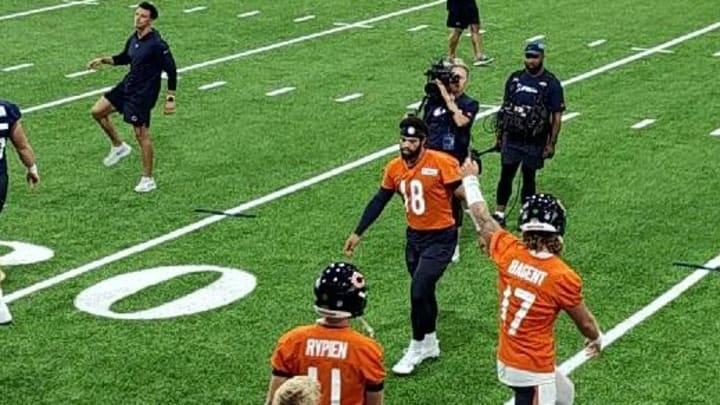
[422,58,479,261]
[493,43,564,227]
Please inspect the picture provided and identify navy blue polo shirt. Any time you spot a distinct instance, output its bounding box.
[423,93,480,162]
[112,29,177,104]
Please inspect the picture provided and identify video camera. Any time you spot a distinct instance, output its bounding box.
[423,58,460,101]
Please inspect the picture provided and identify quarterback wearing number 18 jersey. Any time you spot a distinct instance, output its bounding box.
[344,117,465,376]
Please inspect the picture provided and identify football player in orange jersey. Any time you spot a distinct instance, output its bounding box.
[458,158,602,405]
[266,262,385,405]
[344,116,467,375]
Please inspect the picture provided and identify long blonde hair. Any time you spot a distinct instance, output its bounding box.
[272,376,321,405]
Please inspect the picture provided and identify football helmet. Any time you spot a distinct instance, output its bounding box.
[518,193,566,235]
[314,262,367,319]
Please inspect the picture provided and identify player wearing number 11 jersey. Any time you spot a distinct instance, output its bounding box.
[267,262,385,405]
[344,116,466,375]
[459,157,603,405]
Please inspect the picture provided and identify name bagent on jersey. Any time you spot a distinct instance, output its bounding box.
[508,259,548,286]
[305,339,349,360]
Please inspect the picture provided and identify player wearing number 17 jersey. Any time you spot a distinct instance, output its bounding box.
[344,116,466,375]
[459,157,602,405]
[267,262,385,405]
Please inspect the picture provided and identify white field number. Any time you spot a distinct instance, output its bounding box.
[501,285,536,335]
[75,265,257,320]
[399,179,425,215]
[308,366,341,405]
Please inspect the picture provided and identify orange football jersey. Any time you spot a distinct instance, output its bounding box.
[271,324,385,405]
[490,230,583,373]
[381,149,462,231]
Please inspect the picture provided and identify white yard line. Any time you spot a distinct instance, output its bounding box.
[587,39,607,47]
[2,63,34,72]
[710,127,720,136]
[183,6,207,14]
[631,118,656,129]
[333,22,373,29]
[0,0,97,22]
[334,93,363,103]
[631,46,675,54]
[198,81,226,91]
[265,87,295,96]
[407,24,428,32]
[238,10,260,18]
[293,15,316,23]
[65,69,96,78]
[526,34,545,42]
[21,0,447,115]
[6,21,720,304]
[562,112,581,122]
[712,51,720,57]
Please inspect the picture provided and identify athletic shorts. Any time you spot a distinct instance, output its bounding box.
[104,84,155,128]
[446,0,480,30]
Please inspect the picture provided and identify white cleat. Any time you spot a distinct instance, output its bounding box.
[103,142,132,167]
[134,176,157,193]
[451,244,460,263]
[392,340,440,375]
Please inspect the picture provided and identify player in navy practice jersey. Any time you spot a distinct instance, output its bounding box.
[87,1,177,193]
[0,98,40,326]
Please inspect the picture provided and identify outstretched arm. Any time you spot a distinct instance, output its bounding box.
[459,158,502,252]
[344,187,394,257]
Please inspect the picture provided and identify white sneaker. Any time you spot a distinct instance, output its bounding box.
[423,335,441,358]
[451,243,460,263]
[393,340,424,375]
[134,176,157,193]
[103,142,132,167]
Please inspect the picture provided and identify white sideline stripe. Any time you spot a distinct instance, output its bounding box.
[238,10,260,18]
[65,69,96,78]
[4,144,401,303]
[587,39,607,47]
[504,254,720,405]
[334,22,373,29]
[631,46,675,54]
[631,118,656,129]
[294,15,316,22]
[183,6,207,14]
[526,34,545,42]
[198,81,226,91]
[2,63,34,72]
[266,87,295,96]
[6,20,720,303]
[710,127,720,136]
[21,0,447,115]
[562,112,581,122]
[334,93,363,103]
[0,0,96,21]
[407,24,428,32]
[563,21,720,87]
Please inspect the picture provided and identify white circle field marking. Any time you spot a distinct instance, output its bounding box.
[0,240,54,266]
[75,265,257,320]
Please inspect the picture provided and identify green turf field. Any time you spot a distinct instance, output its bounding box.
[1,0,719,403]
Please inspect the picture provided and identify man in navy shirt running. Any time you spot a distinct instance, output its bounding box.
[88,1,177,193]
[0,98,40,325]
